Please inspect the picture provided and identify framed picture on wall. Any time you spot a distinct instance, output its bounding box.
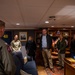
[19,32,27,41]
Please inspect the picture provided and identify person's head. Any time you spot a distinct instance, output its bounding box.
[42,29,47,35]
[14,35,19,41]
[0,20,5,38]
[59,34,63,40]
[28,36,33,41]
[73,34,75,39]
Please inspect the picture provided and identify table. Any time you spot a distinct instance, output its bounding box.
[64,58,75,75]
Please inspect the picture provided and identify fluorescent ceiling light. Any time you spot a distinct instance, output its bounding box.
[56,6,75,16]
[45,21,49,23]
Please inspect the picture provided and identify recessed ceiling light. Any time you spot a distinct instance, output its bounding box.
[71,26,74,28]
[63,28,66,30]
[51,26,54,27]
[16,23,20,25]
[45,21,49,23]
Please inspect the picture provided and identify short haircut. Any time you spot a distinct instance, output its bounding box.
[42,28,48,31]
[0,20,5,27]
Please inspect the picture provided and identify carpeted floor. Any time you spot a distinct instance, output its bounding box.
[37,66,64,75]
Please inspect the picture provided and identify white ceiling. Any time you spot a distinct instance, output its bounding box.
[0,0,75,29]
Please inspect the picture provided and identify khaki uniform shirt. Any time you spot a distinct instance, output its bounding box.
[11,40,21,52]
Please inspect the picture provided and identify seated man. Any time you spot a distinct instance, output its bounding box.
[11,35,24,68]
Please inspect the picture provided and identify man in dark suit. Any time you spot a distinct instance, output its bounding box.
[40,29,54,72]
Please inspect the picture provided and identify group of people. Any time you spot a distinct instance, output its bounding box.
[0,20,36,75]
[40,28,75,73]
[40,29,66,72]
[0,19,75,74]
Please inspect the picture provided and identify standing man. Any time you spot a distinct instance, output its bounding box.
[26,36,36,60]
[40,29,54,72]
[0,20,16,75]
[56,34,66,70]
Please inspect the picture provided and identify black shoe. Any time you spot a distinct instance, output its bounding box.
[45,65,48,68]
[44,66,48,69]
[57,64,61,67]
[58,66,64,70]
[50,68,55,73]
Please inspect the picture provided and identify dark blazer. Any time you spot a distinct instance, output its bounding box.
[70,39,75,53]
[25,41,36,56]
[56,38,66,54]
[40,34,52,50]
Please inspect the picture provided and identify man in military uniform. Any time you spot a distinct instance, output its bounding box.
[0,20,16,75]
